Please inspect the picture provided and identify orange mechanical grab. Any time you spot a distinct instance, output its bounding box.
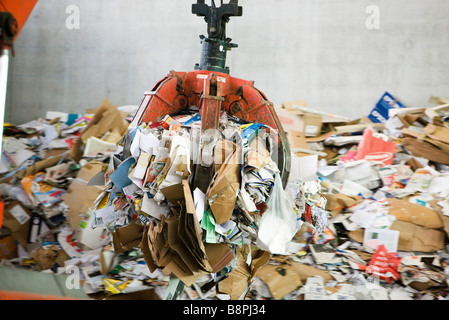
[127,0,291,190]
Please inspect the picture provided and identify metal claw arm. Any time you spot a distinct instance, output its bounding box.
[129,1,291,188]
[192,0,242,74]
[192,0,242,40]
[130,70,291,188]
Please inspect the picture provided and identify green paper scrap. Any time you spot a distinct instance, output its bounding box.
[201,209,217,244]
[110,264,125,275]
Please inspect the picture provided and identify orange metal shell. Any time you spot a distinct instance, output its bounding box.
[1,0,38,42]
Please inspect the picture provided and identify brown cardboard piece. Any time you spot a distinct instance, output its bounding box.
[80,99,127,143]
[112,220,143,254]
[402,127,449,154]
[159,181,207,274]
[161,183,184,205]
[0,235,17,261]
[14,155,64,180]
[428,200,449,238]
[141,217,196,287]
[217,265,250,300]
[142,179,235,287]
[303,113,323,137]
[245,138,272,170]
[423,123,449,145]
[425,100,449,122]
[347,229,364,243]
[177,180,213,272]
[390,221,445,252]
[348,222,445,252]
[62,161,105,230]
[44,148,68,159]
[255,264,302,300]
[402,126,449,165]
[2,201,32,250]
[253,259,335,300]
[207,142,241,225]
[282,100,309,112]
[405,157,424,171]
[387,198,443,229]
[324,193,363,217]
[334,123,385,134]
[204,243,234,273]
[140,221,166,273]
[428,96,449,105]
[217,245,271,300]
[70,98,128,162]
[288,131,308,150]
[402,137,449,165]
[166,215,207,277]
[273,105,304,133]
[30,244,61,271]
[213,139,234,172]
[282,101,324,137]
[289,261,335,283]
[288,130,313,158]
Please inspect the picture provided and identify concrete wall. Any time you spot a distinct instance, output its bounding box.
[5,0,449,124]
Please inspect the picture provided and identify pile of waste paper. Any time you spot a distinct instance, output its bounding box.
[2,92,449,300]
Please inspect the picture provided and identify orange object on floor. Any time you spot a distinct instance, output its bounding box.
[0,199,4,228]
[0,290,81,300]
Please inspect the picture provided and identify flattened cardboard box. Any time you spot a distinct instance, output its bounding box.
[429,200,449,238]
[14,155,63,180]
[166,215,206,277]
[274,105,304,133]
[62,161,105,230]
[402,127,449,165]
[281,100,324,137]
[402,137,449,165]
[176,179,219,272]
[255,263,302,300]
[2,201,32,251]
[423,123,449,145]
[70,98,128,162]
[348,222,445,253]
[112,220,143,254]
[204,243,234,273]
[142,179,235,287]
[387,198,443,229]
[207,142,241,225]
[324,193,362,217]
[141,216,202,287]
[390,220,445,252]
[218,245,270,300]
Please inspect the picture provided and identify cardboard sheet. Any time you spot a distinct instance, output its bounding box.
[207,142,241,225]
[218,245,270,300]
[112,220,143,254]
[62,161,105,230]
[70,98,128,162]
[390,221,445,252]
[387,198,443,229]
[349,222,446,253]
[255,264,302,300]
[141,179,236,286]
[2,201,32,250]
